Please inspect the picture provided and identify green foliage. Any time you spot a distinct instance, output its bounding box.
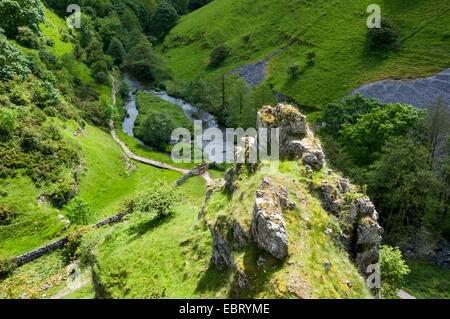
[0,0,45,37]
[0,108,17,141]
[318,94,382,135]
[107,37,126,63]
[65,198,94,225]
[170,0,190,14]
[0,34,31,80]
[31,80,60,108]
[0,257,16,279]
[150,2,179,38]
[16,26,41,49]
[209,44,230,67]
[366,18,399,51]
[286,62,300,79]
[403,258,450,299]
[64,225,93,260]
[118,79,130,99]
[136,111,176,150]
[340,103,425,166]
[378,245,410,298]
[0,205,17,226]
[48,180,75,207]
[366,137,444,239]
[121,41,172,81]
[131,181,179,218]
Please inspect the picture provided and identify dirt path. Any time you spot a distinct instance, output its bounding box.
[397,289,417,299]
[109,70,213,182]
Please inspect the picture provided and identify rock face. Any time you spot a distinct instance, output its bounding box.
[257,103,325,170]
[251,177,291,259]
[209,224,234,271]
[398,227,450,270]
[315,178,383,273]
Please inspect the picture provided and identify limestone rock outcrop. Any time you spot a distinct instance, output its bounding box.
[315,178,383,273]
[251,177,292,259]
[257,103,325,170]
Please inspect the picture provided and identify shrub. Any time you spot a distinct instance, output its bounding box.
[0,34,31,80]
[64,225,93,260]
[135,112,176,150]
[64,198,94,226]
[48,180,75,206]
[378,245,410,298]
[306,51,316,64]
[0,205,17,225]
[366,18,398,51]
[0,257,17,279]
[209,44,230,66]
[0,108,17,141]
[0,0,45,37]
[133,181,179,218]
[16,26,41,49]
[38,49,58,67]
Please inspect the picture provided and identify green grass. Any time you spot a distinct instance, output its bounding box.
[0,117,182,258]
[159,0,450,109]
[201,161,373,298]
[63,176,229,299]
[403,258,450,299]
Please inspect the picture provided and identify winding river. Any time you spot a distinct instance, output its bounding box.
[121,76,225,160]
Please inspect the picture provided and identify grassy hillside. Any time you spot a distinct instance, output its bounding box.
[159,0,450,108]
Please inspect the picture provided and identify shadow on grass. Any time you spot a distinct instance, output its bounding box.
[126,213,175,242]
[194,260,233,295]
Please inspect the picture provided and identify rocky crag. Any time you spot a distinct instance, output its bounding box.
[201,103,382,297]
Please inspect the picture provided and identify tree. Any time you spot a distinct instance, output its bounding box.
[136,112,176,150]
[0,0,45,37]
[366,18,398,51]
[118,79,130,99]
[378,245,410,298]
[107,37,126,63]
[0,108,17,141]
[427,96,449,168]
[150,3,179,38]
[170,0,190,14]
[366,136,442,238]
[318,94,382,136]
[340,103,425,165]
[121,41,172,81]
[286,62,300,79]
[209,44,230,66]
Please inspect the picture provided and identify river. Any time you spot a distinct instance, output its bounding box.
[121,75,225,161]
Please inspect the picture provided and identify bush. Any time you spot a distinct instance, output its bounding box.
[306,51,315,64]
[367,18,398,51]
[0,257,17,279]
[132,181,179,218]
[16,26,41,49]
[64,225,93,260]
[0,205,17,225]
[378,245,410,298]
[0,108,17,141]
[209,44,230,66]
[0,34,31,80]
[0,0,45,37]
[135,112,176,150]
[64,198,94,225]
[48,180,75,206]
